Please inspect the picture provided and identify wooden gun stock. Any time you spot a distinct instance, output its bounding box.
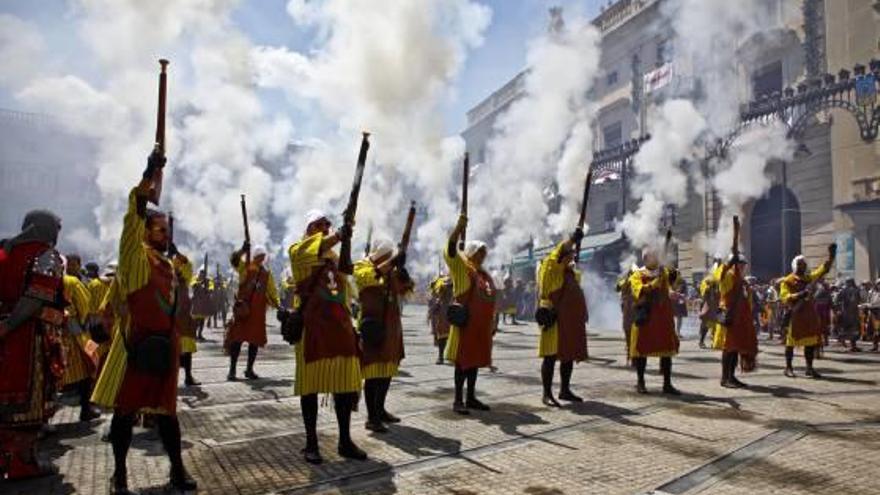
[150,59,169,205]
[339,132,371,273]
[574,166,593,262]
[460,152,469,248]
[240,194,251,265]
[399,201,417,257]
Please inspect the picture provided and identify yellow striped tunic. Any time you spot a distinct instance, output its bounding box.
[289,233,362,396]
[536,242,581,357]
[61,274,92,386]
[780,262,831,348]
[177,259,197,354]
[87,277,113,358]
[354,259,400,380]
[443,245,487,364]
[91,186,175,414]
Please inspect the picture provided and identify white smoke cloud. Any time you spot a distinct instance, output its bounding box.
[618,99,706,250]
[469,15,601,261]
[3,1,297,263]
[0,14,47,90]
[253,0,492,277]
[703,121,795,256]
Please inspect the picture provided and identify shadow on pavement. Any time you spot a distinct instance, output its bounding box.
[370,423,462,457]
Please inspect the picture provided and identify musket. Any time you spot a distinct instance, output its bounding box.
[459,152,469,249]
[732,215,740,258]
[240,194,251,265]
[339,132,371,273]
[167,211,175,257]
[150,59,169,205]
[364,223,373,258]
[399,201,417,258]
[663,228,674,267]
[574,166,593,262]
[202,252,209,288]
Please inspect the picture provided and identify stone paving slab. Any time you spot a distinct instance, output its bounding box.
[3,305,879,495]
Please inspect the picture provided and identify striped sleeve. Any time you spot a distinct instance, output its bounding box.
[629,270,647,300]
[64,275,92,325]
[443,244,471,298]
[538,241,566,306]
[779,275,797,305]
[265,269,280,308]
[87,279,109,316]
[353,259,381,291]
[176,257,194,285]
[289,233,325,284]
[807,260,831,283]
[118,187,151,297]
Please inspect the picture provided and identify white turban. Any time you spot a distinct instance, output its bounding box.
[304,209,329,227]
[253,245,268,258]
[103,261,117,276]
[371,237,395,259]
[464,240,487,258]
[791,254,806,273]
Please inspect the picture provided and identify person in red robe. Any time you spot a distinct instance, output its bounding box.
[226,244,279,381]
[628,248,681,395]
[444,215,497,415]
[0,210,66,479]
[90,151,197,494]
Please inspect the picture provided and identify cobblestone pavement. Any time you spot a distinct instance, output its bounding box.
[4,306,879,495]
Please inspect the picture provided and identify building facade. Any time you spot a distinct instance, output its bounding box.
[461,0,880,284]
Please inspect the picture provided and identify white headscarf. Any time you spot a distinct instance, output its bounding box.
[371,237,395,259]
[791,254,806,273]
[253,245,268,259]
[103,261,118,277]
[464,240,487,258]
[304,209,329,228]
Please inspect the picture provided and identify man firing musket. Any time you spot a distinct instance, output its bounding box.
[287,132,370,464]
[226,194,279,381]
[354,201,416,432]
[535,165,591,407]
[90,58,198,494]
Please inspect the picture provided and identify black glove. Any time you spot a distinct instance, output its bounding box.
[143,149,166,180]
[570,227,585,244]
[828,243,837,260]
[398,267,412,283]
[395,252,407,268]
[168,242,179,257]
[337,223,353,241]
[242,240,251,253]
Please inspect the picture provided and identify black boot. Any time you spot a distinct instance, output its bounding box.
[301,394,322,464]
[720,351,734,388]
[661,357,680,395]
[181,353,200,386]
[109,413,134,495]
[244,344,260,379]
[541,357,560,407]
[335,393,367,460]
[78,379,100,421]
[437,338,447,365]
[784,346,796,377]
[453,366,468,415]
[729,353,747,388]
[157,415,197,491]
[227,342,241,381]
[558,361,582,402]
[465,369,490,411]
[363,379,387,432]
[634,357,647,393]
[378,378,399,423]
[804,346,822,379]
